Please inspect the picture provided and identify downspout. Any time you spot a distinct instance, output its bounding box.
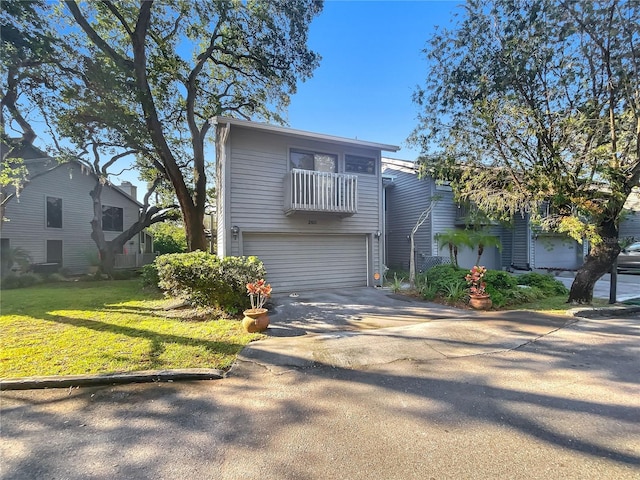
[213,119,231,257]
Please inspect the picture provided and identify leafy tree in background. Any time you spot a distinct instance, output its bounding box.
[148,222,188,255]
[412,0,640,303]
[0,0,58,221]
[60,0,322,252]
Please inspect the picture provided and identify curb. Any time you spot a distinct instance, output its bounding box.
[567,304,640,319]
[0,368,225,391]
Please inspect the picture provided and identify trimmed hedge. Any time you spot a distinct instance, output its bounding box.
[155,251,266,312]
[516,272,569,295]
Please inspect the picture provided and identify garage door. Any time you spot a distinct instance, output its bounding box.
[534,236,581,269]
[243,234,368,292]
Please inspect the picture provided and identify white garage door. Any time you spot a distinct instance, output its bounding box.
[243,234,368,292]
[534,236,581,269]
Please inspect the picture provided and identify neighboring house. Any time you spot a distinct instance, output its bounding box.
[0,143,154,274]
[212,116,399,292]
[382,158,508,272]
[382,158,640,273]
[620,187,640,243]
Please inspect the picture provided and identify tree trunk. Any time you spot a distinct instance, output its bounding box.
[476,244,484,266]
[568,221,620,304]
[98,245,117,277]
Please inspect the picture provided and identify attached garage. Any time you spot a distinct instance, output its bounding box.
[534,235,582,270]
[242,233,368,292]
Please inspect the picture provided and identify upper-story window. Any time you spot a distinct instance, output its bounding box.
[46,196,62,228]
[102,205,124,232]
[290,149,337,173]
[345,155,376,175]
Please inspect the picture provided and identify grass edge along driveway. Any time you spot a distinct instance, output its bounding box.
[0,280,262,379]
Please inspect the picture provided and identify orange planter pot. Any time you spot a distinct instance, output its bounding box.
[242,308,270,333]
[469,294,492,310]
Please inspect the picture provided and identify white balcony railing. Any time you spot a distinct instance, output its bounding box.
[284,168,358,216]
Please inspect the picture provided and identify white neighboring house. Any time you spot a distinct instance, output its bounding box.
[0,144,154,274]
[212,116,399,292]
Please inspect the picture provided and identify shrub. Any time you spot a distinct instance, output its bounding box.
[516,272,568,295]
[483,270,518,290]
[141,262,160,288]
[422,264,467,292]
[390,273,405,293]
[442,280,467,304]
[0,273,43,290]
[155,251,266,312]
[419,283,438,301]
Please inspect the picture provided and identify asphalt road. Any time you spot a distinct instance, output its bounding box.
[1,312,638,480]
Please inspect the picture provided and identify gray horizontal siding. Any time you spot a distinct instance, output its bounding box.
[620,211,640,241]
[512,214,530,270]
[1,166,142,274]
[225,128,383,277]
[382,164,433,270]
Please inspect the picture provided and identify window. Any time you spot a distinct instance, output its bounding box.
[290,150,337,173]
[102,206,124,232]
[46,196,62,228]
[47,240,63,264]
[345,155,376,175]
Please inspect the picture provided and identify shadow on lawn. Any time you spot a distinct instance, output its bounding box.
[40,312,246,363]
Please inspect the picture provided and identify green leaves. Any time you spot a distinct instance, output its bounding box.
[412,0,640,246]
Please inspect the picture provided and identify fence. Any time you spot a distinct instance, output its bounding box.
[114,252,157,269]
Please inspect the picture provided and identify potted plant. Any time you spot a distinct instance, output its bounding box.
[465,265,492,310]
[242,279,272,332]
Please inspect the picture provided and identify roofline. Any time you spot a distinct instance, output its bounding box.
[210,116,400,152]
[29,159,144,208]
[381,157,416,169]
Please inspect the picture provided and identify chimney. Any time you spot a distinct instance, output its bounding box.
[119,181,137,201]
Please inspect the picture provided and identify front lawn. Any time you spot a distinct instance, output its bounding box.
[0,280,261,379]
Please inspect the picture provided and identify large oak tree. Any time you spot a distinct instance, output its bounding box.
[61,0,322,251]
[412,0,640,303]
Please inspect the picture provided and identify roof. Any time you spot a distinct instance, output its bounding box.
[2,141,143,207]
[381,157,419,174]
[210,116,400,152]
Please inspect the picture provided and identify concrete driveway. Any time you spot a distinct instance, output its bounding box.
[2,289,639,479]
[237,287,579,373]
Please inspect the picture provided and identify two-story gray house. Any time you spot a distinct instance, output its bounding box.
[212,117,399,292]
[1,143,153,274]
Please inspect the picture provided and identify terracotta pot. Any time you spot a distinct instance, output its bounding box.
[242,308,270,333]
[469,294,492,310]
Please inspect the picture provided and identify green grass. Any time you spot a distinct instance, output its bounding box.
[504,295,609,314]
[0,280,262,379]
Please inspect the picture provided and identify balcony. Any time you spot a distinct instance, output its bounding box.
[284,168,358,216]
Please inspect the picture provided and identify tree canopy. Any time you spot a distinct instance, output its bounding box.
[2,0,322,252]
[412,0,640,302]
[61,0,323,251]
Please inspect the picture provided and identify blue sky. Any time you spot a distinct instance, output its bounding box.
[109,1,462,190]
[286,0,460,160]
